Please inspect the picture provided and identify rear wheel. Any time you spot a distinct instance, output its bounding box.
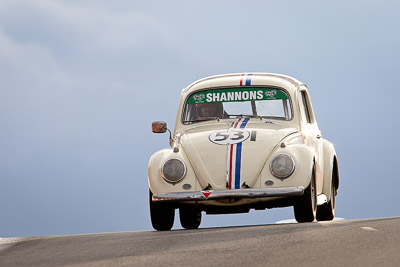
[149,190,175,231]
[179,206,202,229]
[294,169,317,223]
[317,178,336,221]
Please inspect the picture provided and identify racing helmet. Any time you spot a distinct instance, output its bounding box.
[196,102,224,118]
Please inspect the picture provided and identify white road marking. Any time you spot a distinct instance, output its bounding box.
[0,237,22,244]
[275,219,297,224]
[361,227,378,231]
[275,217,345,224]
[0,238,25,252]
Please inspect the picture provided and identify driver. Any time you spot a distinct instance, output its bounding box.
[196,102,224,119]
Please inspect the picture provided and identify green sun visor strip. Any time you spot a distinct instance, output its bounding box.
[187,88,289,104]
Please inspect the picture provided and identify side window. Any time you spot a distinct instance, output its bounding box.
[299,91,312,124]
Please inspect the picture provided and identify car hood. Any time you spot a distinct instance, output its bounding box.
[180,120,298,190]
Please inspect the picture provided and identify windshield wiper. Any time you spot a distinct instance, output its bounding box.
[183,118,218,123]
[228,114,258,118]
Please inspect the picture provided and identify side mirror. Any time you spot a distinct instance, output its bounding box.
[152,121,167,133]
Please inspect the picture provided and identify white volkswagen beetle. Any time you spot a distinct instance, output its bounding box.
[148,73,339,231]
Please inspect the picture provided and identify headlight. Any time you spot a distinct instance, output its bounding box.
[270,154,295,179]
[161,158,186,183]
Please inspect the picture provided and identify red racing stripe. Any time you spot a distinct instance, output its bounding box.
[233,118,242,128]
[239,74,244,86]
[228,144,233,189]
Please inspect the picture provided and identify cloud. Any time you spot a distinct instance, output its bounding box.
[0,1,177,54]
[0,27,71,91]
[0,0,181,88]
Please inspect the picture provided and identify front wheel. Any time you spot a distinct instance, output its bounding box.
[179,206,202,229]
[316,178,336,221]
[149,190,175,231]
[294,170,317,223]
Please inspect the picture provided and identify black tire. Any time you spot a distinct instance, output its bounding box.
[149,190,175,231]
[294,170,317,223]
[316,178,336,221]
[179,206,202,229]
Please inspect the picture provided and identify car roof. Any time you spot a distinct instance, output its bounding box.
[182,73,307,96]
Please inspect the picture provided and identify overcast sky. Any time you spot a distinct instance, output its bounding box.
[1,0,399,237]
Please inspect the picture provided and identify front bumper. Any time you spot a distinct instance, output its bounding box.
[152,186,304,202]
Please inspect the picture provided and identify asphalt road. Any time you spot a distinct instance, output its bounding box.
[1,217,399,266]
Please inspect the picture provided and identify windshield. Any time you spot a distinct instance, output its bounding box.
[182,87,292,123]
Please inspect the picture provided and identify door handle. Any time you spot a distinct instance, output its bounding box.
[316,134,322,139]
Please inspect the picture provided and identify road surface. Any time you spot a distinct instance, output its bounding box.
[1,217,399,266]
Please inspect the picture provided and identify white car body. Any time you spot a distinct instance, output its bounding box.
[148,73,339,230]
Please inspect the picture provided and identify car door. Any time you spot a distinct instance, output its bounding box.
[298,89,323,194]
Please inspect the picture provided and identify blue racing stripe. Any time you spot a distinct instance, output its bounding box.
[245,74,253,86]
[235,142,242,189]
[240,117,250,128]
[234,117,250,189]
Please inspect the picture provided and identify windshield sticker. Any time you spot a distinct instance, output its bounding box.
[188,88,288,104]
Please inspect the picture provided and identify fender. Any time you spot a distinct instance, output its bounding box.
[321,139,339,201]
[148,148,201,194]
[258,143,315,190]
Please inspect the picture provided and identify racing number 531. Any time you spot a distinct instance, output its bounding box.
[209,130,249,145]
